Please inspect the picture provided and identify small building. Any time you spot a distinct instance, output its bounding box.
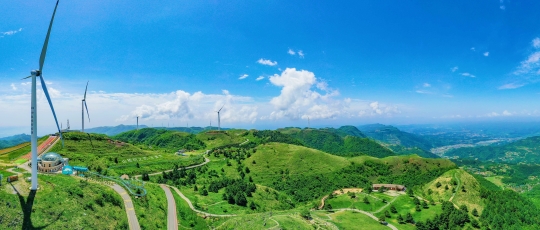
[372,184,406,191]
[120,174,130,180]
[37,152,68,173]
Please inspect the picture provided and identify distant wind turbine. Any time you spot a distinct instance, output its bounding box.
[216,105,224,131]
[23,0,63,191]
[81,81,90,132]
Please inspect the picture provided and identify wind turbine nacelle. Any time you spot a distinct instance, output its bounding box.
[31,70,41,76]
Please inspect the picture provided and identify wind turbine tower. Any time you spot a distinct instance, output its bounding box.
[81,81,90,132]
[216,105,224,131]
[25,0,63,191]
[137,116,139,130]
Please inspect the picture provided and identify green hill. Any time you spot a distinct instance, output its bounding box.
[85,124,147,136]
[446,136,540,163]
[115,128,206,153]
[281,127,395,158]
[50,132,203,176]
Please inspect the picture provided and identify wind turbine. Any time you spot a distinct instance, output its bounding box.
[81,81,90,132]
[216,105,224,131]
[24,0,63,191]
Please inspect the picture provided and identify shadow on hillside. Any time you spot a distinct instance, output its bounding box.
[10,183,63,229]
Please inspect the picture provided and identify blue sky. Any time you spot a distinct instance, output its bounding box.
[2,0,540,136]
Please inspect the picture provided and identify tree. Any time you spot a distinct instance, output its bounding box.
[249,201,257,210]
[436,181,442,188]
[325,203,332,211]
[363,196,370,204]
[397,214,404,224]
[249,176,253,182]
[245,167,250,174]
[194,185,198,191]
[427,189,433,195]
[460,204,468,213]
[422,200,429,209]
[415,204,421,212]
[390,205,398,213]
[300,209,311,219]
[378,215,386,222]
[379,185,386,193]
[405,213,414,223]
[471,218,480,228]
[384,210,391,218]
[413,197,420,205]
[201,189,208,196]
[407,188,414,197]
[472,208,478,217]
[382,198,387,203]
[445,185,449,190]
[136,162,140,168]
[348,192,356,199]
[114,157,118,164]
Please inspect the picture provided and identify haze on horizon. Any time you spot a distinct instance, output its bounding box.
[2,1,540,136]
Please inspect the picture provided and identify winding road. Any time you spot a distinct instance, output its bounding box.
[111,184,141,230]
[160,184,178,230]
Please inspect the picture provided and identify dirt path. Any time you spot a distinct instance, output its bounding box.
[169,185,236,217]
[372,196,399,214]
[133,152,210,179]
[449,171,461,208]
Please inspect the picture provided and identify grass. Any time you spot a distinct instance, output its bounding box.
[418,169,485,214]
[249,142,350,185]
[196,129,253,149]
[326,193,386,212]
[0,142,30,155]
[49,132,203,176]
[377,195,442,230]
[132,183,167,229]
[485,176,505,188]
[0,174,128,229]
[0,136,49,162]
[327,210,388,230]
[170,186,211,229]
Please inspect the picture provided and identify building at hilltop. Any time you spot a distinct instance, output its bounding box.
[37,152,69,173]
[372,184,406,191]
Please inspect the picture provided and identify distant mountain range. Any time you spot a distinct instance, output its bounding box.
[0,134,30,149]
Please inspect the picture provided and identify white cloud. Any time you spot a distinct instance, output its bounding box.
[470,47,476,51]
[533,38,540,49]
[1,28,23,37]
[483,52,489,57]
[298,50,305,58]
[257,58,277,66]
[502,110,512,116]
[500,0,506,10]
[238,74,249,80]
[461,72,476,78]
[415,90,431,94]
[423,83,431,88]
[10,83,17,91]
[498,82,525,90]
[256,76,264,81]
[287,49,296,55]
[451,66,458,72]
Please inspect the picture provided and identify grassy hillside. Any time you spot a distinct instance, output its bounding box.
[115,128,206,153]
[0,136,49,162]
[50,132,203,176]
[0,174,127,229]
[358,124,433,150]
[445,136,540,163]
[418,169,485,214]
[283,128,395,158]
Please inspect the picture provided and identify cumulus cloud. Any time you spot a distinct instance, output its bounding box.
[461,72,476,78]
[10,83,17,91]
[287,49,296,55]
[471,47,476,51]
[423,83,431,88]
[451,66,458,72]
[256,76,264,81]
[257,58,277,66]
[483,52,489,57]
[239,74,249,80]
